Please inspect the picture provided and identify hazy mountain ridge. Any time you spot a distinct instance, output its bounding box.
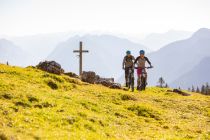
[10,32,76,63]
[147,28,210,88]
[47,34,149,78]
[0,39,33,66]
[141,30,192,51]
[171,56,210,89]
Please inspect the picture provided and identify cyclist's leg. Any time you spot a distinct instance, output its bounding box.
[131,68,134,83]
[137,68,142,89]
[128,67,133,88]
[131,69,135,91]
[125,68,129,87]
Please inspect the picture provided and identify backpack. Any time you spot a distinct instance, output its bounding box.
[125,55,133,63]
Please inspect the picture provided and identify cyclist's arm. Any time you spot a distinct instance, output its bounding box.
[122,57,125,69]
[134,56,139,64]
[145,57,152,66]
[132,56,135,61]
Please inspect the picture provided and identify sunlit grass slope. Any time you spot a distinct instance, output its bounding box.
[0,64,210,140]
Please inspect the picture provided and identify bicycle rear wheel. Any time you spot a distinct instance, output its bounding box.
[131,77,134,92]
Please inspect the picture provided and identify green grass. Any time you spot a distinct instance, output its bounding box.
[0,64,210,140]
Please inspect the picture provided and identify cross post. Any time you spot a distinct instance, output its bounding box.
[73,41,89,76]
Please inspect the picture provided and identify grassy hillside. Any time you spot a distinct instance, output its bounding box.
[0,64,210,140]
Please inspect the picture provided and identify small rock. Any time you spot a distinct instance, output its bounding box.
[81,71,97,84]
[110,83,121,89]
[167,89,191,96]
[81,71,122,89]
[64,72,80,79]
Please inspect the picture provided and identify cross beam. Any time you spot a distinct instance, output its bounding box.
[73,41,89,76]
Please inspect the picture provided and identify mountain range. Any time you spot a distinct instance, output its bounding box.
[140,30,192,51]
[0,39,33,66]
[9,32,76,64]
[47,34,149,78]
[0,28,210,89]
[172,57,210,89]
[147,28,210,88]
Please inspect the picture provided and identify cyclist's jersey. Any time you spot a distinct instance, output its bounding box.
[123,55,135,68]
[134,56,151,68]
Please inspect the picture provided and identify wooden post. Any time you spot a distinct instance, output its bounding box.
[73,41,89,76]
[79,42,82,76]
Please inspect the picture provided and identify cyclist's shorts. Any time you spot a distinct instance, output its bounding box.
[137,68,147,76]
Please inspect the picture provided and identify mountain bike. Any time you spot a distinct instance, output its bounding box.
[126,67,134,92]
[135,66,153,91]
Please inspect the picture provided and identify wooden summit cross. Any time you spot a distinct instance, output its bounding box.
[73,41,89,76]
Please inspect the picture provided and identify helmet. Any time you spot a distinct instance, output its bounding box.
[139,50,145,55]
[126,50,131,55]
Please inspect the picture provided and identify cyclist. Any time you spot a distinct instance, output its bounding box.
[134,50,152,89]
[122,50,135,87]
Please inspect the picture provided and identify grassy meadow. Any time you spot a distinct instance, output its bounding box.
[0,64,209,140]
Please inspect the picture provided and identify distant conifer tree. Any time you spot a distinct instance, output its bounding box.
[158,77,165,88]
[201,85,205,94]
[191,85,195,92]
[196,87,200,93]
[205,83,210,95]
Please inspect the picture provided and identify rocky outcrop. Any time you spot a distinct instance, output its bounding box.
[36,63,121,89]
[37,61,64,75]
[95,79,121,89]
[64,72,80,79]
[81,71,99,84]
[167,89,191,96]
[110,83,122,89]
[81,71,121,89]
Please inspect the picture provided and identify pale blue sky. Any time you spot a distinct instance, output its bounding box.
[0,0,210,36]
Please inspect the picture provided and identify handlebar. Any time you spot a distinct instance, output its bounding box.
[134,66,154,69]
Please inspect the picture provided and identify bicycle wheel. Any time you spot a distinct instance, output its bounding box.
[137,77,140,91]
[131,76,134,92]
[140,76,146,90]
